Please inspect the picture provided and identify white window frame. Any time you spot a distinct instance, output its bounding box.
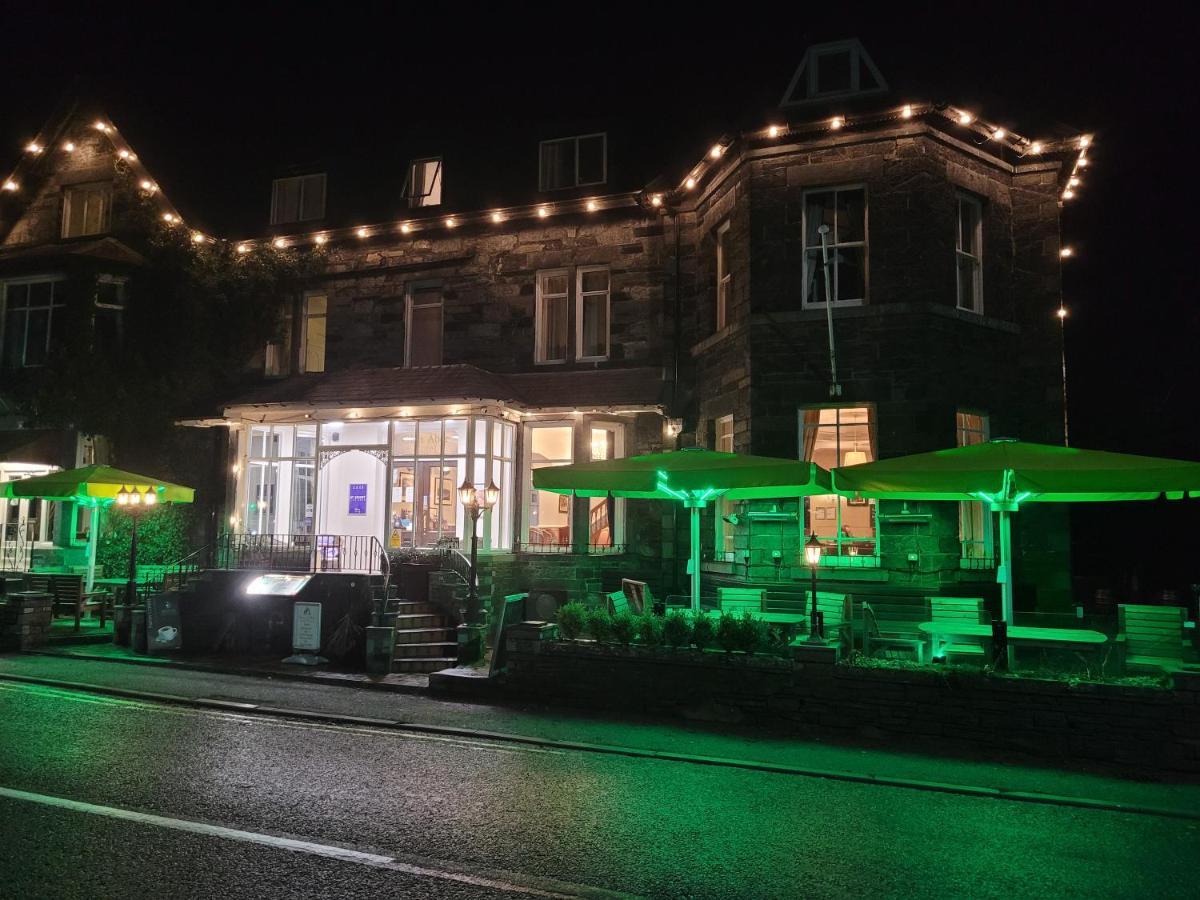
[522,421,576,549]
[713,415,735,561]
[799,404,879,562]
[956,192,984,314]
[406,157,443,208]
[1,276,67,368]
[534,268,570,365]
[956,410,993,562]
[585,423,625,550]
[298,292,327,374]
[405,282,444,368]
[575,266,610,362]
[538,133,608,191]
[270,174,327,225]
[801,185,868,308]
[715,220,731,331]
[61,183,112,238]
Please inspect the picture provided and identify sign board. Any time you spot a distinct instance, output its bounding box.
[292,601,323,651]
[147,593,182,652]
[348,483,368,516]
[244,573,313,597]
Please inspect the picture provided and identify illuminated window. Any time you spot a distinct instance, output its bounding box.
[299,293,327,373]
[2,278,66,368]
[957,411,991,559]
[406,283,443,367]
[587,425,623,548]
[956,193,983,313]
[716,221,731,331]
[713,415,735,560]
[271,174,326,224]
[62,184,111,237]
[802,187,867,307]
[535,269,569,364]
[524,424,573,547]
[576,267,610,361]
[406,158,443,208]
[539,134,606,191]
[800,406,877,558]
[244,424,317,536]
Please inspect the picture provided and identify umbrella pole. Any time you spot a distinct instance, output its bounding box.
[998,508,1014,624]
[86,504,100,593]
[687,501,702,616]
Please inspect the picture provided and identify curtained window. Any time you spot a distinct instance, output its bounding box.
[800,406,877,558]
[802,187,867,307]
[535,270,569,363]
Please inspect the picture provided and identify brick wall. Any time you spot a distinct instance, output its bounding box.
[0,594,53,650]
[503,643,1200,775]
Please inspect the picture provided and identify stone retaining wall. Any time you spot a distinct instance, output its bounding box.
[502,642,1200,776]
[0,595,53,650]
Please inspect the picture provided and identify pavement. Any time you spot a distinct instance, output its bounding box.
[1,656,1198,899]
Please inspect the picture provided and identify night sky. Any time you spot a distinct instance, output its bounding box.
[2,5,1196,586]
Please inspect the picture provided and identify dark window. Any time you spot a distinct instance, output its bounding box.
[539,134,607,191]
[2,279,65,367]
[814,49,853,94]
[407,285,443,367]
[271,174,326,224]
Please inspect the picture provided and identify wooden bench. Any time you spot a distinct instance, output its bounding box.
[928,596,987,660]
[718,588,850,646]
[29,574,111,631]
[863,602,925,662]
[1117,604,1187,673]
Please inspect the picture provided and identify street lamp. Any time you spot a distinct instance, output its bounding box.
[458,478,500,627]
[804,532,824,641]
[116,485,157,611]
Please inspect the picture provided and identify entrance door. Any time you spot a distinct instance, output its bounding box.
[415,461,460,547]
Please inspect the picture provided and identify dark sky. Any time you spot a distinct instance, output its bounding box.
[1,2,1197,460]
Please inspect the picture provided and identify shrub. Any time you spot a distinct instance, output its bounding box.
[611,611,636,645]
[691,613,715,650]
[636,613,664,647]
[557,602,586,641]
[662,610,692,648]
[716,611,741,653]
[585,607,613,643]
[737,614,769,655]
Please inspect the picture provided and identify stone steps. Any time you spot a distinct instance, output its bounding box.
[391,656,458,674]
[394,626,456,645]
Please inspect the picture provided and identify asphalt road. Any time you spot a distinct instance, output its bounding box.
[0,679,1196,899]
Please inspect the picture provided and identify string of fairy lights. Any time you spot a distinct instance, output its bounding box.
[2,103,1091,264]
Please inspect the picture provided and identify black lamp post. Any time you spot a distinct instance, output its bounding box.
[116,485,157,606]
[458,478,500,626]
[804,532,824,641]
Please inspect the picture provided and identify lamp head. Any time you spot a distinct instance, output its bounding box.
[457,477,477,508]
[116,486,130,506]
[143,487,157,506]
[483,480,501,509]
[804,532,823,567]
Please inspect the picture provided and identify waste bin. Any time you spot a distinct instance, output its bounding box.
[131,608,147,653]
[112,604,133,646]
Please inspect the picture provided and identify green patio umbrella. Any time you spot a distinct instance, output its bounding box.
[533,449,832,614]
[4,465,195,592]
[832,439,1200,623]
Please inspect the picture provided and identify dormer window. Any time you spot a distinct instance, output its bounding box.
[62,183,111,238]
[780,39,888,107]
[539,134,606,191]
[271,174,326,225]
[406,158,443,208]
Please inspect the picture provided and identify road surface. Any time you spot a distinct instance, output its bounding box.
[0,673,1196,898]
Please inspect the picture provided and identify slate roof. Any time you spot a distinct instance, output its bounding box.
[223,364,666,412]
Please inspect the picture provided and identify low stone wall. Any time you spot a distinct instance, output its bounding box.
[0,594,53,650]
[501,642,1200,776]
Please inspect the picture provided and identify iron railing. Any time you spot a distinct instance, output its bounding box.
[514,542,628,555]
[213,533,389,575]
[0,531,32,572]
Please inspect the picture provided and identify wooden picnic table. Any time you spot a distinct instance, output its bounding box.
[918,621,1107,650]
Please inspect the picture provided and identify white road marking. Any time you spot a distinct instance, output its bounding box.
[0,786,631,899]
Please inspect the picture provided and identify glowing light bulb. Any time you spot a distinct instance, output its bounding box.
[1068,176,1080,188]
[709,143,724,159]
[830,116,844,130]
[684,177,696,190]
[236,243,250,254]
[767,125,780,138]
[1062,189,1075,200]
[1059,247,1073,258]
[537,206,549,218]
[444,217,456,228]
[491,211,503,223]
[314,233,327,245]
[25,142,42,154]
[649,194,662,207]
[1076,155,1088,168]
[1030,141,1043,154]
[586,200,598,212]
[958,111,974,125]
[1078,135,1091,149]
[162,213,176,223]
[1,180,17,192]
[991,128,1006,140]
[400,222,412,233]
[273,237,287,249]
[93,121,109,132]
[1057,307,1068,319]
[191,232,205,244]
[140,179,156,192]
[117,149,131,159]
[901,104,914,119]
[356,227,369,238]
[62,141,75,152]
